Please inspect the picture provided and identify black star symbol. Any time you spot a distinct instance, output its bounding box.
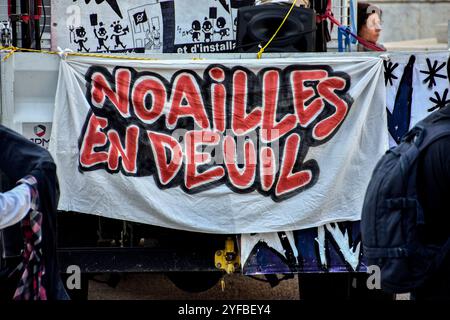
[428,89,450,112]
[383,61,399,86]
[420,58,447,89]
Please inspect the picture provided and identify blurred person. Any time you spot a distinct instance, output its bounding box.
[0,125,69,300]
[362,104,450,301]
[357,2,385,51]
[412,112,450,300]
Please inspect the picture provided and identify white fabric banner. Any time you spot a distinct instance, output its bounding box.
[49,55,387,233]
[386,52,450,147]
[240,51,450,272]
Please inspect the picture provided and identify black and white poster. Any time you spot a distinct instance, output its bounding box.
[51,0,166,53]
[174,0,235,53]
[51,0,255,54]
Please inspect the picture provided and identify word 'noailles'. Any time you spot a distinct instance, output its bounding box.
[78,64,352,201]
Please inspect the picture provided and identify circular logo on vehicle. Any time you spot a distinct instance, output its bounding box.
[34,125,46,137]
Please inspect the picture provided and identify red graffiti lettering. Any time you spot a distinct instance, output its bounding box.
[261,70,297,142]
[132,76,166,124]
[209,67,226,82]
[210,67,227,132]
[212,83,226,132]
[276,134,312,197]
[167,73,210,129]
[91,69,131,117]
[148,131,183,185]
[81,65,351,201]
[313,77,349,140]
[232,70,262,135]
[223,136,257,189]
[107,125,139,173]
[260,146,277,192]
[185,131,225,190]
[292,70,327,127]
[79,114,109,167]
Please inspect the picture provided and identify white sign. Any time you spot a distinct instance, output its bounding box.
[22,122,53,150]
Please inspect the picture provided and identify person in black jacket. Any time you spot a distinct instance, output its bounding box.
[0,124,69,300]
[414,133,450,300]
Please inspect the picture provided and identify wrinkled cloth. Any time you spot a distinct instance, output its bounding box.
[51,55,387,234]
[12,176,47,300]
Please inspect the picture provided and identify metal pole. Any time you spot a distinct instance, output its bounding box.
[448,20,449,50]
[20,0,31,48]
[11,0,18,46]
[33,0,41,49]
